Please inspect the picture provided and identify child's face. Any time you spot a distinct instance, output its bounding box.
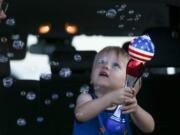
[91,51,127,91]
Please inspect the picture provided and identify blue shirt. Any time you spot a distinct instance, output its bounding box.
[73,109,132,135]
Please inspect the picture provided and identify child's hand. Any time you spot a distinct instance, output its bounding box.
[121,95,138,114]
[108,87,134,105]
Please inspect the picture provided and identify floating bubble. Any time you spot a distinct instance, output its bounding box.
[134,13,142,21]
[12,40,25,50]
[40,73,52,80]
[51,93,59,100]
[44,99,52,105]
[118,24,124,29]
[0,37,8,43]
[106,9,117,19]
[59,68,72,78]
[74,54,82,62]
[80,84,90,93]
[66,91,74,97]
[17,118,26,126]
[128,32,134,36]
[36,116,44,123]
[26,91,36,101]
[6,52,14,58]
[126,18,133,21]
[119,15,125,21]
[171,31,179,39]
[136,13,142,18]
[143,72,149,78]
[5,17,16,26]
[128,10,135,15]
[96,9,106,15]
[69,103,75,109]
[0,55,8,63]
[50,61,59,67]
[121,4,127,9]
[132,27,136,31]
[20,91,26,96]
[11,34,20,40]
[3,76,13,88]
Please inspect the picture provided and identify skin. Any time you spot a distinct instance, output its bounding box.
[75,49,155,133]
[0,0,7,20]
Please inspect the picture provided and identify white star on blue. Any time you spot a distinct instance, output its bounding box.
[131,36,155,54]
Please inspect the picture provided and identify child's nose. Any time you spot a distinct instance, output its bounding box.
[102,63,110,70]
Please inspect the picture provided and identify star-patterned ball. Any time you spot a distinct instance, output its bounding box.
[128,35,155,63]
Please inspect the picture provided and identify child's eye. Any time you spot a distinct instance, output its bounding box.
[112,62,121,69]
[98,58,107,65]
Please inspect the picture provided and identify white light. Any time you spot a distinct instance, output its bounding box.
[10,53,51,80]
[10,34,51,80]
[72,34,135,52]
[26,34,38,47]
[167,67,175,75]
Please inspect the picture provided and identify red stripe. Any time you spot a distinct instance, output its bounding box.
[129,52,151,60]
[129,54,148,62]
[128,47,153,58]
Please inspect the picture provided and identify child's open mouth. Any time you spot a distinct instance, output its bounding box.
[99,71,109,77]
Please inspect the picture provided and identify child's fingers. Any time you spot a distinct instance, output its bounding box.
[121,102,137,114]
[124,87,134,97]
[124,92,134,98]
[122,108,134,114]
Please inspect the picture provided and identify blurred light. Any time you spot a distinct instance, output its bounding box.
[26,34,38,47]
[65,23,78,34]
[167,67,175,75]
[72,35,135,52]
[38,24,51,34]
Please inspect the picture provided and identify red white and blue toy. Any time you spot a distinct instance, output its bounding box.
[128,35,155,63]
[126,35,155,87]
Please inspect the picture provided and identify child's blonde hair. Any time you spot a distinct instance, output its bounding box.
[92,46,129,70]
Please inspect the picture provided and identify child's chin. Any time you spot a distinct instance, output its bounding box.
[95,82,110,89]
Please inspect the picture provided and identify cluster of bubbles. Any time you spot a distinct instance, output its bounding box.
[1,49,91,127]
[50,53,83,78]
[0,16,25,59]
[0,37,25,59]
[1,77,91,127]
[16,116,45,126]
[14,83,90,127]
[96,3,142,36]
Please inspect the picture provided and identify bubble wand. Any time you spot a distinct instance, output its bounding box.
[126,35,155,87]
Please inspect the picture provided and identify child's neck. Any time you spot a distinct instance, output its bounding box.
[94,87,117,110]
[94,85,112,97]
